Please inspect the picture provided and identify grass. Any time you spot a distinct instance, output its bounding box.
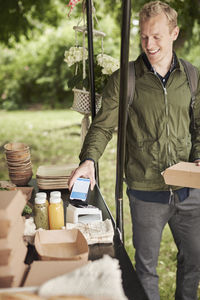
[0,109,199,299]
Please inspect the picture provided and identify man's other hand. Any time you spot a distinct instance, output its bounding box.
[68,160,96,191]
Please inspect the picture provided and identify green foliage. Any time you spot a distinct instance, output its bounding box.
[22,204,33,216]
[0,0,66,45]
[0,5,121,110]
[0,22,77,110]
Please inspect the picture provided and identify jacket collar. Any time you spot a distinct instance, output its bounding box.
[134,52,185,78]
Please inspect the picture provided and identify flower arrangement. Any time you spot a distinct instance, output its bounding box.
[64,46,119,94]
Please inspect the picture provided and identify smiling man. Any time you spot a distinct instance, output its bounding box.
[69,1,200,299]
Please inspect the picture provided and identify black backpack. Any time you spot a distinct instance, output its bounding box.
[127,59,199,123]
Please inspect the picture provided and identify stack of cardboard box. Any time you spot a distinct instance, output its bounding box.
[0,190,28,288]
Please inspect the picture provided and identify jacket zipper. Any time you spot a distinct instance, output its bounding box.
[150,72,174,203]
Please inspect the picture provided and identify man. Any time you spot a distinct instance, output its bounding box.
[69,1,200,299]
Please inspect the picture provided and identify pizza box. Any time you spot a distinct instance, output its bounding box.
[162,161,200,188]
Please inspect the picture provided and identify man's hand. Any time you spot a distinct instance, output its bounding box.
[194,159,200,166]
[68,160,96,191]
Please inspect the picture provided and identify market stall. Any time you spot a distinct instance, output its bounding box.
[0,0,149,299]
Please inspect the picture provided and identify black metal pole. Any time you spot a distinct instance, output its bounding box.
[115,0,131,242]
[86,0,96,120]
[86,0,99,185]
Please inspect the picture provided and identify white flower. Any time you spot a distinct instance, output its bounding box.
[64,47,88,67]
[97,54,119,75]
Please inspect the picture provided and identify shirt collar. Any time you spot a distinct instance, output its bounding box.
[142,52,177,76]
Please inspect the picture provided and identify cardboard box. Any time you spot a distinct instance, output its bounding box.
[0,219,10,239]
[0,263,28,288]
[0,216,25,248]
[35,229,89,261]
[0,239,27,277]
[0,217,25,265]
[162,161,200,188]
[24,260,88,287]
[16,187,33,202]
[0,240,28,288]
[0,190,26,238]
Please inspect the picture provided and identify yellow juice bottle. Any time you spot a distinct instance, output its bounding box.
[48,196,64,230]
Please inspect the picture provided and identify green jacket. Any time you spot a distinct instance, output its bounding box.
[80,53,200,191]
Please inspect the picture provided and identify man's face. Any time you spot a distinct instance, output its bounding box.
[140,12,179,67]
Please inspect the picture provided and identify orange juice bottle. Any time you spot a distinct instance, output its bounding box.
[48,196,64,230]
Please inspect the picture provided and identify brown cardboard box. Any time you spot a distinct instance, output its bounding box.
[0,190,26,238]
[35,229,88,262]
[0,263,28,288]
[0,238,28,288]
[24,260,88,287]
[0,216,25,249]
[16,187,34,202]
[162,161,200,188]
[0,219,10,239]
[0,239,27,277]
[0,217,25,265]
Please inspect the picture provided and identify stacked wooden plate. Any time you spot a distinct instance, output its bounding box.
[36,164,78,190]
[4,142,33,186]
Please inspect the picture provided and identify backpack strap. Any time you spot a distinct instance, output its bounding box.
[180,58,199,129]
[179,58,199,110]
[127,61,135,109]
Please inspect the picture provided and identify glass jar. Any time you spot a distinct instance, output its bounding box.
[34,197,49,230]
[48,196,64,230]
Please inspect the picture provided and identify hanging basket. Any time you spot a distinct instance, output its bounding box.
[72,88,102,115]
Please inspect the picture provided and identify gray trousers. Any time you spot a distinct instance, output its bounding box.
[128,188,200,300]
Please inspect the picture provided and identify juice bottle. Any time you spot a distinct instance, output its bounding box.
[34,197,49,230]
[48,196,64,230]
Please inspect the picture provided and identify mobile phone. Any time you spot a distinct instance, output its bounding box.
[70,178,90,201]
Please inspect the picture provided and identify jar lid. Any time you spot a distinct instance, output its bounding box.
[50,196,61,204]
[36,192,46,199]
[50,191,61,197]
[35,197,46,204]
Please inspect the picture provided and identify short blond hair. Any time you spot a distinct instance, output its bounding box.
[139,1,178,32]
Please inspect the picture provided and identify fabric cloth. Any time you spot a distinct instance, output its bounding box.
[66,219,114,245]
[39,255,128,300]
[79,53,200,191]
[128,188,200,300]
